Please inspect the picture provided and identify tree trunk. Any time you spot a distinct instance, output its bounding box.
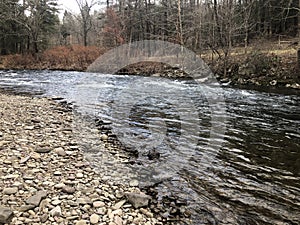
[298,0,300,38]
[177,0,183,46]
[297,48,300,69]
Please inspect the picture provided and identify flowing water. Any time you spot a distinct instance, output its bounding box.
[0,70,299,224]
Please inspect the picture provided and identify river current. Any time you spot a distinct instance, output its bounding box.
[0,70,299,224]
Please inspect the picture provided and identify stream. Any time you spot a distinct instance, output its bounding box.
[0,70,299,224]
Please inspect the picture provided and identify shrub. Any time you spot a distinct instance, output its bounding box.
[246,52,281,75]
[2,45,107,71]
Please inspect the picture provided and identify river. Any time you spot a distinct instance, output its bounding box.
[0,70,299,224]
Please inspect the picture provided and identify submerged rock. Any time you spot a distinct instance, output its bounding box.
[125,192,151,208]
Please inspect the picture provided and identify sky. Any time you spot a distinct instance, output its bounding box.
[57,0,105,18]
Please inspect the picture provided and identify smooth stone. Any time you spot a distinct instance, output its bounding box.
[114,215,123,225]
[3,187,18,195]
[125,192,151,208]
[35,148,51,153]
[112,200,126,210]
[55,148,66,156]
[77,198,92,205]
[90,214,100,224]
[93,201,105,208]
[129,180,139,187]
[100,134,108,141]
[66,216,79,220]
[62,186,76,194]
[54,183,65,189]
[51,199,61,206]
[140,208,153,218]
[26,190,47,206]
[76,220,87,225]
[54,171,62,176]
[40,214,48,223]
[76,173,84,178]
[50,206,61,217]
[19,205,35,212]
[20,155,31,164]
[0,206,14,224]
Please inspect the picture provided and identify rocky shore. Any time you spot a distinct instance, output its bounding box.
[116,59,300,90]
[0,93,162,225]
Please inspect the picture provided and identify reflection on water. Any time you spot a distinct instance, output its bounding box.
[0,70,299,224]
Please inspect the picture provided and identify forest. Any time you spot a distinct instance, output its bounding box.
[0,0,299,86]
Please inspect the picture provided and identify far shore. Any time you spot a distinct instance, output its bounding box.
[0,44,299,90]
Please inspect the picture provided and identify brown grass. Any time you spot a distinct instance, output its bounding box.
[2,45,107,71]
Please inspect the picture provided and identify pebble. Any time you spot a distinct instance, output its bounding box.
[76,172,84,178]
[35,148,51,153]
[112,200,126,210]
[76,220,87,225]
[54,183,65,189]
[100,134,108,141]
[3,187,18,195]
[0,94,161,225]
[54,147,66,156]
[50,206,62,217]
[54,171,62,176]
[77,198,92,205]
[90,214,100,224]
[93,201,105,208]
[62,185,76,194]
[51,199,61,206]
[129,180,139,187]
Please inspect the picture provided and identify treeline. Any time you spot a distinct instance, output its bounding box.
[101,0,300,55]
[0,0,299,55]
[0,0,59,54]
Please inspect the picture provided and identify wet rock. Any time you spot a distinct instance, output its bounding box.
[0,206,14,224]
[147,149,160,160]
[35,148,51,153]
[26,190,47,206]
[100,134,108,141]
[125,192,151,208]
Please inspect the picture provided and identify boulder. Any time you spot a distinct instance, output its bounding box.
[125,192,151,208]
[26,190,47,207]
[0,206,14,224]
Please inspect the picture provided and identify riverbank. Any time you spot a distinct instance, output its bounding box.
[116,53,300,90]
[0,44,299,90]
[0,93,165,225]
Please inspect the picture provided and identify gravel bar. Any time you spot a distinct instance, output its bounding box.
[0,93,161,225]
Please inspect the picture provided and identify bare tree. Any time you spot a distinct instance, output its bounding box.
[75,0,98,46]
